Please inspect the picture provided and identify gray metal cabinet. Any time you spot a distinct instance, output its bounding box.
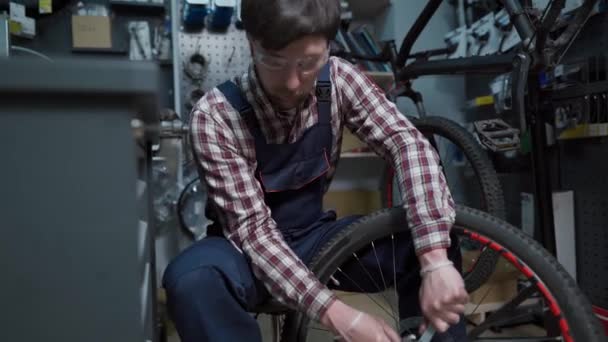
[0,58,161,342]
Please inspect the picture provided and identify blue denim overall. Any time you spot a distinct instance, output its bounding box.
[162,64,466,341]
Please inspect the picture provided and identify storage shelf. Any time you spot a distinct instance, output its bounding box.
[109,0,166,14]
[346,0,391,20]
[465,95,495,109]
[558,123,608,140]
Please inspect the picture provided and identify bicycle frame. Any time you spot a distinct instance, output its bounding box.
[374,0,601,256]
[395,0,599,80]
[388,0,599,124]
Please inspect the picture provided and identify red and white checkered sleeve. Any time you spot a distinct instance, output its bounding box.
[190,90,336,321]
[332,58,455,255]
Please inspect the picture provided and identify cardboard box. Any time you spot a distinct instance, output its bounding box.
[463,249,521,321]
[468,277,518,305]
[465,276,519,324]
[71,15,112,49]
[462,250,520,282]
[341,130,368,153]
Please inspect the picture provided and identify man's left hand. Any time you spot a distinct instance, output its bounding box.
[417,249,469,333]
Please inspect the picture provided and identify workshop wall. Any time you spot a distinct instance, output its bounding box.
[552,12,608,311]
[4,0,175,109]
[389,0,467,121]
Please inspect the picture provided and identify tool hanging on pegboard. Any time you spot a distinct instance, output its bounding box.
[128,21,152,61]
[183,40,208,111]
[184,40,209,81]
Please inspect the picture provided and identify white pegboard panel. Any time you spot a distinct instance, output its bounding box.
[177,21,251,121]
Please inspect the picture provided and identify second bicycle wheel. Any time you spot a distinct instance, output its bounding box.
[384,115,505,292]
[281,205,605,341]
[383,115,505,218]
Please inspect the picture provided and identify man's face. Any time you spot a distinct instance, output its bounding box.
[250,35,329,111]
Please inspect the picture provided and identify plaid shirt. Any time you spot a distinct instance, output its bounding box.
[191,57,455,321]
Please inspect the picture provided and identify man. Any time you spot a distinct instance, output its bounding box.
[163,0,469,341]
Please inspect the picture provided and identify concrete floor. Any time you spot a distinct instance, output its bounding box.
[165,291,398,342]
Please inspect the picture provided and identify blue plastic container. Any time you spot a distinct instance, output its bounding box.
[209,0,236,31]
[182,0,209,30]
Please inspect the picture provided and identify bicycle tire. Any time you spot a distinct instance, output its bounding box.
[176,161,209,241]
[383,115,505,292]
[384,115,505,218]
[281,205,605,341]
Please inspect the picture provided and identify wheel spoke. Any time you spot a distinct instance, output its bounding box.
[391,234,399,331]
[391,234,409,332]
[371,241,399,329]
[352,252,396,320]
[469,281,497,317]
[335,267,397,321]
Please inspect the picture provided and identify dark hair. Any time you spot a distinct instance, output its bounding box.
[241,0,341,51]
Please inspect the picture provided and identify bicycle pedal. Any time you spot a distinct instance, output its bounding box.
[473,119,520,152]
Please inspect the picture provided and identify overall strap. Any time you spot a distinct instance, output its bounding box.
[217,81,253,115]
[315,63,332,125]
[216,80,263,139]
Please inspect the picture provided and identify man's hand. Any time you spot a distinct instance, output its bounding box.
[418,249,469,333]
[320,300,400,342]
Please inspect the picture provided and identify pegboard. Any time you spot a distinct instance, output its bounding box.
[552,12,608,309]
[176,5,252,122]
[559,140,608,308]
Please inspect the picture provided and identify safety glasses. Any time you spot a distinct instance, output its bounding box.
[252,41,329,74]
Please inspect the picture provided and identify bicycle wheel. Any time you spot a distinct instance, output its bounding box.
[383,115,504,292]
[176,162,210,241]
[176,176,208,240]
[281,205,605,341]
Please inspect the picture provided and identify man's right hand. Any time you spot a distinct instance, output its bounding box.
[320,299,400,342]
